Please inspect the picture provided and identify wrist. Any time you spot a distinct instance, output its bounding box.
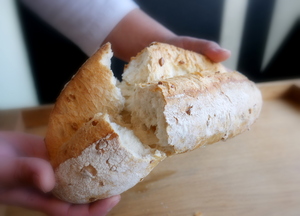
[103,8,176,62]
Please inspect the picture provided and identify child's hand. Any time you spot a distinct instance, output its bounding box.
[0,131,120,216]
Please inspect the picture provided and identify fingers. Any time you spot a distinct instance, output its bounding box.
[0,157,55,193]
[0,131,49,160]
[165,36,231,63]
[0,187,71,215]
[192,39,231,63]
[61,195,121,216]
[0,187,56,211]
[0,187,120,216]
[88,195,121,216]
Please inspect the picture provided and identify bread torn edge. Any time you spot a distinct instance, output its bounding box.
[46,42,262,203]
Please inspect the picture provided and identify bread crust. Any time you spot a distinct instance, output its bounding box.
[45,43,124,163]
[121,43,262,155]
[45,42,262,204]
[131,71,262,154]
[52,113,164,204]
[45,43,165,204]
[122,42,227,86]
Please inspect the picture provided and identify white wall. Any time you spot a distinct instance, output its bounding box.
[262,0,300,70]
[220,0,248,71]
[0,0,38,109]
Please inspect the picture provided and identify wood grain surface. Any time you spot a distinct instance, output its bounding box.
[0,79,299,216]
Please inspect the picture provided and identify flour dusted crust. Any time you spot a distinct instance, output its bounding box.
[130,72,262,154]
[45,43,165,204]
[121,42,262,155]
[45,42,262,204]
[53,113,163,203]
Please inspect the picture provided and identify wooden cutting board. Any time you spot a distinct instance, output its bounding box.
[0,79,299,216]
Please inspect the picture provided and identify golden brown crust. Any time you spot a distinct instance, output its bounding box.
[51,113,116,169]
[45,43,165,204]
[45,42,262,204]
[45,43,124,164]
[153,71,248,98]
[51,113,165,203]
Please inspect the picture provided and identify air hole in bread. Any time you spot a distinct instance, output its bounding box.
[150,125,157,133]
[95,140,108,154]
[173,116,179,124]
[89,197,97,202]
[186,106,193,115]
[71,122,78,131]
[149,144,158,149]
[81,164,97,178]
[92,120,98,126]
[178,60,185,65]
[70,94,76,99]
[207,115,211,127]
[221,133,228,141]
[110,165,117,172]
[159,57,165,66]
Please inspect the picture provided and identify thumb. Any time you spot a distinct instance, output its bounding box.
[183,38,231,63]
[0,157,55,193]
[165,36,231,63]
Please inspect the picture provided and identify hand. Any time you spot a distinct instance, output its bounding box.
[164,36,231,63]
[104,8,230,63]
[0,131,120,216]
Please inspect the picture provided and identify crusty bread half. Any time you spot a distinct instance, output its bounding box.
[45,43,165,204]
[45,42,262,204]
[52,113,164,203]
[120,42,262,155]
[45,43,125,163]
[129,72,261,155]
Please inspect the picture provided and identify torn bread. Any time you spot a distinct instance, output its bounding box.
[120,42,262,154]
[52,112,164,203]
[45,43,165,204]
[45,42,262,204]
[129,72,261,155]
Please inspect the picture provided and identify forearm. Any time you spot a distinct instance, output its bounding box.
[103,8,176,62]
[21,0,139,57]
[21,0,230,62]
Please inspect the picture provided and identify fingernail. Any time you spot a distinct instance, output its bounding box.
[222,48,231,54]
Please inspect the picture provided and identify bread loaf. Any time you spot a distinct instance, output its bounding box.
[45,42,262,204]
[120,43,262,155]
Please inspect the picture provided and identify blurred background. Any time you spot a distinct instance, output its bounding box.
[0,0,299,109]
